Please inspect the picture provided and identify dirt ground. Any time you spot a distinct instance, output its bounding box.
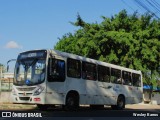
[125,103,160,110]
[0,103,37,110]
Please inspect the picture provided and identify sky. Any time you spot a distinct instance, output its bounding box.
[0,0,157,72]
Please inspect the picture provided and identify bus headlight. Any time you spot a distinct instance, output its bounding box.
[12,88,17,95]
[33,86,44,96]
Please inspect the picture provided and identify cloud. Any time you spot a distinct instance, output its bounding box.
[5,41,23,49]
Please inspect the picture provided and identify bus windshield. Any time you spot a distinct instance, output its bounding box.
[14,50,47,86]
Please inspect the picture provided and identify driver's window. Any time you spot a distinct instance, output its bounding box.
[32,60,45,83]
[35,60,45,74]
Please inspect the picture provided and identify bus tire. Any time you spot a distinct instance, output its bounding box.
[111,95,125,110]
[65,93,79,111]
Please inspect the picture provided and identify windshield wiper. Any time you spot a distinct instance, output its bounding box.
[19,58,38,71]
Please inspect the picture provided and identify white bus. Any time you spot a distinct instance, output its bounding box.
[11,49,143,110]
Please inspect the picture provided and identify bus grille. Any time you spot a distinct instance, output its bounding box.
[19,97,30,101]
[17,87,36,91]
[18,93,32,96]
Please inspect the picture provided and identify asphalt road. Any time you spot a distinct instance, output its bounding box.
[38,105,160,117]
[1,104,160,118]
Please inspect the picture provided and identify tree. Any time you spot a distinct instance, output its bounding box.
[54,10,160,86]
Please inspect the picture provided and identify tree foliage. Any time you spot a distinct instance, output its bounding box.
[54,10,160,86]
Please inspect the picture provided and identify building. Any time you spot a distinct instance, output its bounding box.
[143,84,160,105]
[2,73,14,79]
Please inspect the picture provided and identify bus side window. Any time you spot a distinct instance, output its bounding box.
[111,68,121,84]
[98,65,110,82]
[48,58,65,82]
[122,71,132,86]
[82,62,97,80]
[132,73,141,87]
[67,58,81,78]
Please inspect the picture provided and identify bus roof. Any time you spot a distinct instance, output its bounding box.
[18,49,141,74]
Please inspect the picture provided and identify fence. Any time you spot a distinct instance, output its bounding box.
[0,78,13,92]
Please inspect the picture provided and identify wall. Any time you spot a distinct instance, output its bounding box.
[0,92,12,103]
[151,92,160,105]
[143,91,160,105]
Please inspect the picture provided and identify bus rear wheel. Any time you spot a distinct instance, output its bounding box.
[65,93,79,111]
[111,95,125,110]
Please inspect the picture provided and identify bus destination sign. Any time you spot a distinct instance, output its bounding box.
[19,50,47,59]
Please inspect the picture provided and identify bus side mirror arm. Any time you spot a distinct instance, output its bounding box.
[7,59,16,72]
[7,65,9,72]
[49,58,53,76]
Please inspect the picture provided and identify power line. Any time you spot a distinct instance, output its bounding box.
[133,0,145,12]
[135,0,151,12]
[151,0,160,8]
[134,0,160,19]
[121,0,135,12]
[121,0,160,19]
[146,0,160,16]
